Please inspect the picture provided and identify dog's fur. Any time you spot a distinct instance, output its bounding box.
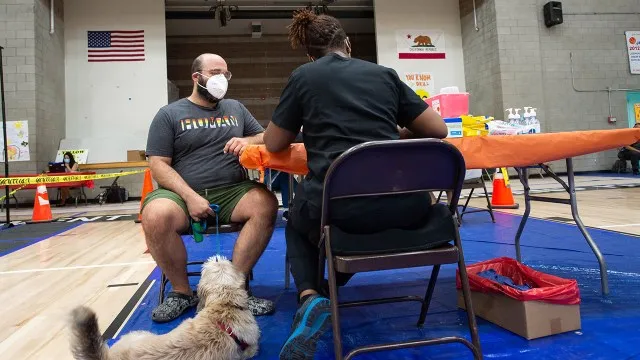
[68,256,260,360]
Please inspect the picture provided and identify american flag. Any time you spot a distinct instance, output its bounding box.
[87,30,145,62]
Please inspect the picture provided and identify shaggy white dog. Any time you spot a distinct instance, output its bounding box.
[68,255,260,360]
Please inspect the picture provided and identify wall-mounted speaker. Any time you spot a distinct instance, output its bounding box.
[543,1,563,28]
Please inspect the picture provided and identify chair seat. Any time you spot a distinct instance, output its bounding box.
[334,244,459,273]
[329,203,456,256]
[204,222,243,234]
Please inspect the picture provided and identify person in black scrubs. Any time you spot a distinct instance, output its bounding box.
[264,9,449,359]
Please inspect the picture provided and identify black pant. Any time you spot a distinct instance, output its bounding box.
[286,185,432,294]
[619,151,640,173]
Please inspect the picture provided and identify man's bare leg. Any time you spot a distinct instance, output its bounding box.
[142,198,199,323]
[229,186,279,315]
[229,186,279,275]
[143,199,191,294]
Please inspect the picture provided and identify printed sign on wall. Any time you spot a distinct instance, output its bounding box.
[626,31,640,75]
[0,121,30,162]
[55,149,90,164]
[396,30,446,60]
[403,72,435,100]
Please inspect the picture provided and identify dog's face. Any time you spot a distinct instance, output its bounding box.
[197,255,248,311]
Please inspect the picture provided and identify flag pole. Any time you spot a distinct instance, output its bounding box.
[0,45,12,229]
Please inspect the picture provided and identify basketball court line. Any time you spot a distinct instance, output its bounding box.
[103,278,155,340]
[599,223,640,229]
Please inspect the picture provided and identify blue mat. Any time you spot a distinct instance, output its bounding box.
[110,211,640,359]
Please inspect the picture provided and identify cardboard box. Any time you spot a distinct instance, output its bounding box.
[457,290,581,340]
[127,150,146,162]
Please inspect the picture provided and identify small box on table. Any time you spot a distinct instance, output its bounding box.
[127,150,146,162]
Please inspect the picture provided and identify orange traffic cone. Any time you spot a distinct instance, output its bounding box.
[31,185,53,223]
[491,168,519,209]
[135,168,154,223]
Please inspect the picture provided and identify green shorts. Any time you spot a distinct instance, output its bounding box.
[141,180,266,224]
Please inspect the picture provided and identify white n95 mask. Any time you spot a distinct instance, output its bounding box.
[204,73,228,100]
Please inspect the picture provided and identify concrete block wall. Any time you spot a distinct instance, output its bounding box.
[34,0,64,172]
[1,0,65,203]
[461,0,640,172]
[0,0,37,174]
[459,0,504,118]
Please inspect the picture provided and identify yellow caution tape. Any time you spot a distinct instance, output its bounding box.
[0,169,145,187]
[0,172,48,202]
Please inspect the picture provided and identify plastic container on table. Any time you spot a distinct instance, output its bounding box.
[426,92,470,118]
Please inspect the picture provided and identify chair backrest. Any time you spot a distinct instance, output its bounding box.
[321,139,466,225]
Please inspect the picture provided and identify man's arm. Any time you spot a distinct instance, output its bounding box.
[245,132,264,145]
[148,156,214,222]
[149,156,198,201]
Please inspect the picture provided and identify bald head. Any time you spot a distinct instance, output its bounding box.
[191,53,227,75]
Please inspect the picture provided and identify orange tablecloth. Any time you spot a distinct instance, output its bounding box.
[240,129,640,174]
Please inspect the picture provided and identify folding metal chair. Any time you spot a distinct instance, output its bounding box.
[318,139,482,360]
[458,169,495,223]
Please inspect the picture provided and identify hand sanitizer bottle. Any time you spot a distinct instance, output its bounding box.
[523,107,532,125]
[514,108,523,125]
[505,108,518,125]
[530,108,537,124]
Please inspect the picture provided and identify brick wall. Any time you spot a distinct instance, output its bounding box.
[461,0,640,171]
[166,33,377,127]
[0,0,37,174]
[1,0,65,203]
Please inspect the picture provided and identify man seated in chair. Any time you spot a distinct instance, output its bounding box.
[142,53,279,323]
[263,10,449,359]
[618,123,640,175]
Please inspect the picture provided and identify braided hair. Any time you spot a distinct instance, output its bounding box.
[287,8,349,59]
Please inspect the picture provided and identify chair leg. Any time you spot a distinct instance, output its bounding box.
[325,242,344,360]
[417,264,440,327]
[481,178,496,223]
[455,232,483,359]
[459,187,475,221]
[284,255,290,289]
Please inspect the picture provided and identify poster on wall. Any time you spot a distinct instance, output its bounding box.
[403,72,435,100]
[0,121,30,162]
[396,30,446,60]
[635,103,640,124]
[626,31,640,75]
[55,149,90,164]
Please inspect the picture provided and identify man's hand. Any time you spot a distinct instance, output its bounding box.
[224,137,250,156]
[185,193,215,222]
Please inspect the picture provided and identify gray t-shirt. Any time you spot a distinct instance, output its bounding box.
[146,98,264,191]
